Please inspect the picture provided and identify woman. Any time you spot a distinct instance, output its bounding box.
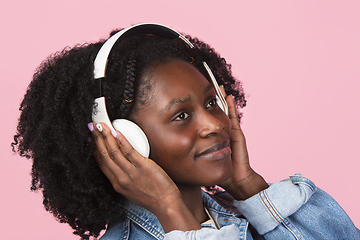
[12,23,359,239]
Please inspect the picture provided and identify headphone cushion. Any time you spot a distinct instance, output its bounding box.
[112,119,150,158]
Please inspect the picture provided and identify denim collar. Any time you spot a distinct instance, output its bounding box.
[202,190,241,216]
[120,190,241,238]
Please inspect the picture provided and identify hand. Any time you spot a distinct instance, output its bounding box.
[219,87,268,200]
[89,122,201,232]
[89,122,180,213]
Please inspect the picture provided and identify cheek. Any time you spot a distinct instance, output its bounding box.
[148,128,195,164]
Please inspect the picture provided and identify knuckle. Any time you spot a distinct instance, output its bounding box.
[112,183,122,193]
[123,148,135,160]
[102,132,108,140]
[231,125,240,129]
[98,150,108,162]
[109,150,117,160]
[229,114,238,120]
[92,133,100,141]
[114,177,130,191]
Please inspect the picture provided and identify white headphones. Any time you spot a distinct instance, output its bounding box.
[92,23,228,158]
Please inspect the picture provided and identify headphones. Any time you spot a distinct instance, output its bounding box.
[92,23,228,158]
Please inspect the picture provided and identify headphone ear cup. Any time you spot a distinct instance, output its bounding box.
[112,119,150,158]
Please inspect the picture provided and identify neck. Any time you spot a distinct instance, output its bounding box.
[177,185,207,223]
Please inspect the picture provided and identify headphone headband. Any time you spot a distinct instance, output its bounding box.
[93,23,193,80]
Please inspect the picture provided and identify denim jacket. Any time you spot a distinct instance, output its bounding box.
[100,174,360,239]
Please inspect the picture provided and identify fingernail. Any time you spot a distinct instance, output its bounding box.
[111,130,117,138]
[87,123,94,132]
[96,123,103,132]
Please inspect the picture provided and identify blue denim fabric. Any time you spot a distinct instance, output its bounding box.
[100,174,360,240]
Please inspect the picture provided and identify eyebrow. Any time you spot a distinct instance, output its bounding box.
[203,83,213,95]
[160,83,214,114]
[161,95,192,114]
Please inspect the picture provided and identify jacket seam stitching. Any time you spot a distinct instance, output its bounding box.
[281,218,305,240]
[260,190,284,224]
[126,211,163,239]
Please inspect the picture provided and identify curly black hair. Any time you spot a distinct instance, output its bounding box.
[11,27,246,239]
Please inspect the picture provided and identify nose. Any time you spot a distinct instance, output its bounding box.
[198,111,224,138]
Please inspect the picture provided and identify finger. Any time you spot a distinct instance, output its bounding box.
[224,99,249,169]
[90,122,133,177]
[111,127,148,168]
[226,95,241,131]
[99,122,147,169]
[88,122,125,183]
[91,123,139,192]
[89,122,112,164]
[93,148,125,191]
[225,96,248,158]
[94,122,138,174]
[90,122,116,168]
[94,147,141,195]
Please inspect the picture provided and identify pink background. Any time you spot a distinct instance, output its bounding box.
[1,0,359,238]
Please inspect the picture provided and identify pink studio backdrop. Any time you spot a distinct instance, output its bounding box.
[1,1,359,239]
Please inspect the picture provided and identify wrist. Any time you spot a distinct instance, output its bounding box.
[226,172,268,200]
[153,196,201,233]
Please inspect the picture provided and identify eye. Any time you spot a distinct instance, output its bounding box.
[206,98,218,109]
[173,112,190,121]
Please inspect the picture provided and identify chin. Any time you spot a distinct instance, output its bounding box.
[205,175,231,187]
[204,161,233,187]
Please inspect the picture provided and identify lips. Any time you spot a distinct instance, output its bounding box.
[195,140,231,160]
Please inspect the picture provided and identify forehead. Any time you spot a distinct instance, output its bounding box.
[133,59,211,116]
[149,59,210,95]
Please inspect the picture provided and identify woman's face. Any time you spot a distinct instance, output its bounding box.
[132,59,233,187]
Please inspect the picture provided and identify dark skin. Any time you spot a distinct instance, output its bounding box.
[90,59,268,233]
